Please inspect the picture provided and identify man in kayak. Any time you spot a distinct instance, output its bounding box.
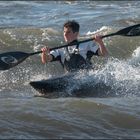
[41,20,108,72]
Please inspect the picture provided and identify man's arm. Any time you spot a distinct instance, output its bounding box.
[93,35,108,56]
[41,47,53,63]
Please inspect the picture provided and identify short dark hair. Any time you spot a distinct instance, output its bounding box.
[63,20,80,33]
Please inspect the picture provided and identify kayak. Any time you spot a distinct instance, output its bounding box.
[29,72,112,98]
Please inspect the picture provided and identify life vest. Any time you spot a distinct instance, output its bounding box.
[64,40,92,72]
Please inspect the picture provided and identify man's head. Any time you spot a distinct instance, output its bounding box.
[63,20,80,43]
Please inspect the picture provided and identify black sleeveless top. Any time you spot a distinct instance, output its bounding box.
[63,40,93,72]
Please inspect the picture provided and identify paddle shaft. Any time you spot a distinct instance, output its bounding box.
[29,32,116,56]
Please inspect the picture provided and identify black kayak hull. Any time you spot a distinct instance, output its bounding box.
[30,74,71,98]
[30,73,112,98]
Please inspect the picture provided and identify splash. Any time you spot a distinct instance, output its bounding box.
[130,46,140,66]
[96,58,140,97]
[63,56,140,97]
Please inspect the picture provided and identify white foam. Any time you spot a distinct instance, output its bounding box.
[86,26,112,36]
[131,46,140,65]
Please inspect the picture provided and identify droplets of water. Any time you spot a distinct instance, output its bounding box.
[97,57,140,97]
[65,56,140,97]
[130,46,140,66]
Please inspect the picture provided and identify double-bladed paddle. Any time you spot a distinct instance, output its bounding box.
[0,23,140,70]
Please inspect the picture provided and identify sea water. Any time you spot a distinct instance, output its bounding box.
[0,1,140,139]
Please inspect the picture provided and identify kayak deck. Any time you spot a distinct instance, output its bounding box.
[30,73,112,98]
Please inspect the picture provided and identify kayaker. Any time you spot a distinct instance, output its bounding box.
[41,20,108,72]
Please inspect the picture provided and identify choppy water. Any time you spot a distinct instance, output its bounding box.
[0,1,140,139]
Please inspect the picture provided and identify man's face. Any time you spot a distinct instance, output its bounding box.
[63,27,78,43]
